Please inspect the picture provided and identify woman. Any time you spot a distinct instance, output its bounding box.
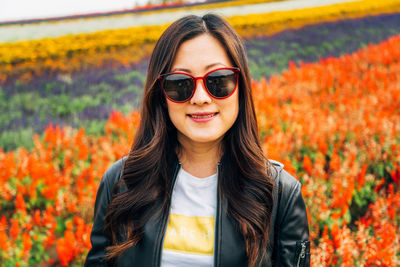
[85,14,310,267]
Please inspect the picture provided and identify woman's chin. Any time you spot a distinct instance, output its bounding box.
[178,131,224,145]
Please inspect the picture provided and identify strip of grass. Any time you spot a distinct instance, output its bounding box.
[1,67,146,151]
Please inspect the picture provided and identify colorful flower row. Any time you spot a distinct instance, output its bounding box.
[1,30,399,266]
[1,0,400,84]
[2,0,195,25]
[24,0,278,25]
[105,0,279,17]
[246,12,400,80]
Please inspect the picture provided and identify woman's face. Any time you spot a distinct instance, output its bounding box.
[166,34,239,146]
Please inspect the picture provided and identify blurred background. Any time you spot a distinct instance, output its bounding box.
[1,0,399,266]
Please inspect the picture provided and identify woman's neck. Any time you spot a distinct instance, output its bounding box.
[177,136,222,178]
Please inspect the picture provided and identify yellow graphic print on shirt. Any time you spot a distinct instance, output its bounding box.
[163,213,215,255]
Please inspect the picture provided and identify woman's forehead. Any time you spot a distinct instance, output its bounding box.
[171,34,232,75]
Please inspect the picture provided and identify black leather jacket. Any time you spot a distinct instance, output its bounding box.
[85,157,310,267]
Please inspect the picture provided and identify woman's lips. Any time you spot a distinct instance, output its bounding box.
[187,112,218,122]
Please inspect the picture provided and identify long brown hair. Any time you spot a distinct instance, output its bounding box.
[103,14,274,267]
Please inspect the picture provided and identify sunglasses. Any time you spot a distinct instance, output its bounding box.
[159,67,240,103]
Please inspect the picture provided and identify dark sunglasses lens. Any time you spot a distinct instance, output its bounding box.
[206,69,237,98]
[163,74,194,102]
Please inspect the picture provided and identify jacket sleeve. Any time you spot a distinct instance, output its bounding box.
[85,160,124,267]
[275,170,310,267]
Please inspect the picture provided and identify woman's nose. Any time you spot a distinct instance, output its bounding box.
[189,79,212,105]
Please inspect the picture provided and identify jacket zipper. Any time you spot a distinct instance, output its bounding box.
[213,163,221,267]
[296,241,306,267]
[155,162,181,267]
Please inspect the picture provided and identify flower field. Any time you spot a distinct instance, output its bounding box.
[2,12,400,152]
[1,0,400,266]
[2,0,400,153]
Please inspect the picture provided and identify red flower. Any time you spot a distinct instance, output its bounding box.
[57,230,77,266]
[9,218,20,240]
[22,232,32,255]
[15,191,26,214]
[303,155,313,175]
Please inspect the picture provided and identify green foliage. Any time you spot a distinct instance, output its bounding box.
[114,70,146,84]
[83,119,106,136]
[0,128,35,152]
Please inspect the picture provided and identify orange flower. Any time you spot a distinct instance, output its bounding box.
[357,164,368,190]
[65,220,74,231]
[67,202,78,213]
[0,218,9,251]
[44,233,56,249]
[302,155,313,175]
[22,232,32,254]
[57,230,77,266]
[9,218,20,240]
[41,183,58,200]
[75,128,89,161]
[23,222,33,231]
[0,231,9,251]
[15,191,26,214]
[56,238,73,266]
[312,225,334,266]
[329,150,341,172]
[33,210,41,226]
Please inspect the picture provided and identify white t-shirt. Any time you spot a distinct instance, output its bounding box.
[161,167,218,267]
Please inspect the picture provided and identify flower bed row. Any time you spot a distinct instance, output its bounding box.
[1,0,199,25]
[107,0,281,17]
[1,0,400,84]
[246,12,400,80]
[1,31,399,266]
[29,0,279,25]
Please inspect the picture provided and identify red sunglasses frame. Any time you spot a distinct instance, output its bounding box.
[159,67,240,103]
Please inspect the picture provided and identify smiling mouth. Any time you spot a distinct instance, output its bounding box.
[187,113,218,119]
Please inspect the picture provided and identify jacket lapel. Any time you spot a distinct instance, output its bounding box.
[214,163,248,267]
